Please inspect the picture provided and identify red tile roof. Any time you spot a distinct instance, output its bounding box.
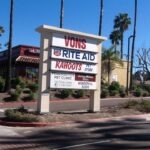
[16,56,39,64]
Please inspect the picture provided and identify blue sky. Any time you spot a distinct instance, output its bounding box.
[0,0,149,60]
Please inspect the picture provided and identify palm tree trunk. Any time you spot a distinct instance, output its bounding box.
[5,0,14,92]
[60,0,64,28]
[98,0,103,36]
[130,0,137,90]
[120,31,123,59]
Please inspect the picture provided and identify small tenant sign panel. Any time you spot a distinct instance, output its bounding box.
[51,60,97,74]
[50,72,96,90]
[51,47,97,63]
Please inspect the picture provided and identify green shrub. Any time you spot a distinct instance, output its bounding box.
[142,91,149,97]
[4,109,39,122]
[16,85,22,94]
[109,81,120,91]
[72,90,84,98]
[119,86,126,97]
[134,88,142,97]
[11,77,26,88]
[109,90,118,96]
[123,100,139,108]
[27,83,38,92]
[10,90,20,101]
[0,76,5,92]
[141,101,150,112]
[101,89,109,98]
[59,89,71,99]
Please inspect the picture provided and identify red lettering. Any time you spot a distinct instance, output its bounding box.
[55,61,60,68]
[64,36,69,47]
[64,35,86,49]
[81,39,86,49]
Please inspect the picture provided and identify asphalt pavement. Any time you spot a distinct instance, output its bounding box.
[0,114,150,149]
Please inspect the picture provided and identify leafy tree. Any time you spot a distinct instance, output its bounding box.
[109,29,121,53]
[113,13,131,59]
[102,46,123,84]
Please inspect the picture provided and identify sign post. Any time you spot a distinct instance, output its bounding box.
[36,25,106,113]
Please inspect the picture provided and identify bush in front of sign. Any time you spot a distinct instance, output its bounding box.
[72,90,84,98]
[59,89,72,99]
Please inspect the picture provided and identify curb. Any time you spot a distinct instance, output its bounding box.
[0,113,150,127]
[0,119,73,127]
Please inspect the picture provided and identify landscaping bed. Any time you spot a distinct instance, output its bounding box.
[1,100,150,124]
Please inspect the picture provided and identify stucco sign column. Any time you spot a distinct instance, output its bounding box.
[36,25,106,113]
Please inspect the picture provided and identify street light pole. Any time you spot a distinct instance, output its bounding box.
[126,35,134,95]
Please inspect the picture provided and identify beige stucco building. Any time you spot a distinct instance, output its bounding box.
[103,60,130,87]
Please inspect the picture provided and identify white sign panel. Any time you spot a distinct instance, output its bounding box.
[50,72,96,90]
[51,47,97,63]
[51,60,97,74]
[52,33,98,52]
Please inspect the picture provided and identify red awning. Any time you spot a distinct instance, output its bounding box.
[16,56,40,64]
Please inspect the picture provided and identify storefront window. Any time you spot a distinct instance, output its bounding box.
[26,67,38,80]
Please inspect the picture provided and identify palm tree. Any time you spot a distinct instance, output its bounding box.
[6,0,14,92]
[114,13,131,59]
[109,29,121,53]
[60,0,64,28]
[98,0,103,36]
[102,46,123,84]
[130,0,137,90]
[0,26,4,48]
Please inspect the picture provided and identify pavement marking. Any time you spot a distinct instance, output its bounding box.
[52,139,112,150]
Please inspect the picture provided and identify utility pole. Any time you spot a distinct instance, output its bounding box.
[126,35,133,95]
[130,0,137,90]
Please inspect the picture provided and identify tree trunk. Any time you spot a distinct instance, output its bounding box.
[60,0,64,28]
[130,0,137,90]
[5,0,14,92]
[120,30,123,59]
[98,0,103,36]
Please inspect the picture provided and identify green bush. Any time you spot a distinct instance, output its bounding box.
[72,90,84,98]
[4,109,39,122]
[101,89,109,98]
[109,81,120,91]
[11,77,26,88]
[123,100,139,108]
[59,89,71,99]
[27,83,38,92]
[119,86,126,97]
[141,101,150,112]
[16,85,22,94]
[109,90,118,96]
[134,87,142,97]
[0,76,5,92]
[142,90,149,97]
[9,90,20,101]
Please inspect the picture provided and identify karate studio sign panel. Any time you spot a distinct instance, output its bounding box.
[51,60,97,74]
[50,33,98,90]
[50,72,96,90]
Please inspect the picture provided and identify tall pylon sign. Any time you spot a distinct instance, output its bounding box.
[36,25,106,113]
